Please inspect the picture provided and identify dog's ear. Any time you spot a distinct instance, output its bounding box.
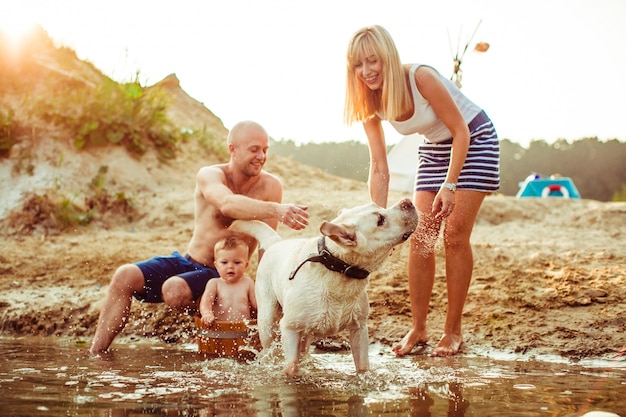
[320,221,357,246]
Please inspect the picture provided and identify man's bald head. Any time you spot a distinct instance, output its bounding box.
[227,121,268,147]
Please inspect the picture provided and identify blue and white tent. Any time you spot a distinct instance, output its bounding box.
[516,174,581,198]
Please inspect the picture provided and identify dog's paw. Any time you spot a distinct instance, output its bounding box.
[284,362,300,376]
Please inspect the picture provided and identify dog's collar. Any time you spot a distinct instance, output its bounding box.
[288,236,370,280]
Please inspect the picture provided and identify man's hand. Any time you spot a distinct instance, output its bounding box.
[279,204,309,230]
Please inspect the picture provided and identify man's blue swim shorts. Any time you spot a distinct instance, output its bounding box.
[134,251,219,303]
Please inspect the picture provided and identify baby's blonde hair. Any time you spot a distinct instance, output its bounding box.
[214,234,250,259]
[344,25,412,124]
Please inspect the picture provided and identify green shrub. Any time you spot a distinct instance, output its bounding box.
[0,108,16,156]
[33,74,179,159]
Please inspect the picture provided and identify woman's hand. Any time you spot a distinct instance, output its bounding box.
[433,187,456,218]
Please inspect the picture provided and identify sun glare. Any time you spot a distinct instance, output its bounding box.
[0,16,39,48]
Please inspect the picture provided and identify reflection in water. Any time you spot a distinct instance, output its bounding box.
[408,382,469,417]
[1,337,625,416]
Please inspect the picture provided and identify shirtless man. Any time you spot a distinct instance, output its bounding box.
[90,120,309,354]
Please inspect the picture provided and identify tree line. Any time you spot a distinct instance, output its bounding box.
[270,137,626,202]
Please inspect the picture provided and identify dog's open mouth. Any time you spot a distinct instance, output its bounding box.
[401,230,414,241]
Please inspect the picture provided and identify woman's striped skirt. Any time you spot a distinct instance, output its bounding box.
[414,110,500,193]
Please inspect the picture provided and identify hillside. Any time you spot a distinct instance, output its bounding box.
[1,28,625,361]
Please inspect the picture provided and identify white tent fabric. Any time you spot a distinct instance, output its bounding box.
[387,134,422,192]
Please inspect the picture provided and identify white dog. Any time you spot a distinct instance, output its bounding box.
[230,198,418,375]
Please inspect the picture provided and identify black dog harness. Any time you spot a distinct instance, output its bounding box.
[288,237,370,280]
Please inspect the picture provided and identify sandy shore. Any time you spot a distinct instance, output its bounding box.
[1,146,624,361]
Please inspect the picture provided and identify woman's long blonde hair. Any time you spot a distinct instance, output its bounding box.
[344,25,412,124]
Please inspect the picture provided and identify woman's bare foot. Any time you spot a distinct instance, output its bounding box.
[392,328,429,356]
[431,333,463,357]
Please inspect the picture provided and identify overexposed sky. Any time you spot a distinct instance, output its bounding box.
[2,0,626,148]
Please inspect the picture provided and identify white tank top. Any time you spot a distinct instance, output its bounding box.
[389,64,482,143]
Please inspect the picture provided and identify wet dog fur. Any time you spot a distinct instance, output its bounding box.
[229,198,418,375]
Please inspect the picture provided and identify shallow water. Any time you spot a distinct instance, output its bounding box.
[1,337,624,417]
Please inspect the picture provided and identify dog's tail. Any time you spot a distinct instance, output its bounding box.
[229,220,282,251]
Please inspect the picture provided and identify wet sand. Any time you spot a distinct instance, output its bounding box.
[1,136,624,361]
